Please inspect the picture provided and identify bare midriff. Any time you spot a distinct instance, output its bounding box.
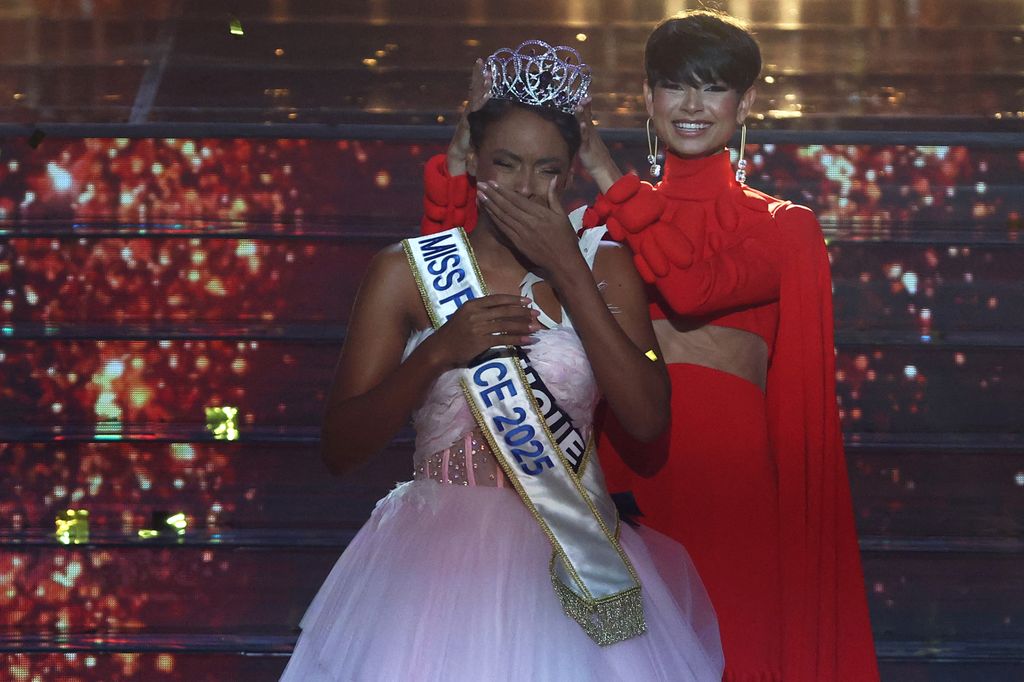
[652,318,769,391]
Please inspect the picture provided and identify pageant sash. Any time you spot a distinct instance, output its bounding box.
[402,227,646,645]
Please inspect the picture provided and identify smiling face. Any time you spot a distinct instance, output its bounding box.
[467,105,573,205]
[644,79,755,159]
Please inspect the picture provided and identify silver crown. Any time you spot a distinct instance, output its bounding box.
[485,40,591,114]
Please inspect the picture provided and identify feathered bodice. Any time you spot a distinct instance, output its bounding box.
[404,325,600,463]
[401,219,606,486]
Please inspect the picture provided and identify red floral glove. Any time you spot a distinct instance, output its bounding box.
[421,154,479,235]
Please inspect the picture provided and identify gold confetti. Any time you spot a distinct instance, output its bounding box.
[139,510,188,538]
[229,16,244,37]
[206,406,240,440]
[166,512,188,534]
[55,509,89,544]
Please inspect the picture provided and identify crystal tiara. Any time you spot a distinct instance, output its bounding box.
[484,40,591,114]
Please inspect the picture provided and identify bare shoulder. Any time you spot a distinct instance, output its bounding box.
[591,240,636,284]
[360,242,425,326]
[364,243,412,290]
[369,242,411,276]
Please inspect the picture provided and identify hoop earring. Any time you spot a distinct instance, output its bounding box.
[734,123,748,184]
[646,118,661,178]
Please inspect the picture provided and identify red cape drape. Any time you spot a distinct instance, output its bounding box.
[767,202,878,680]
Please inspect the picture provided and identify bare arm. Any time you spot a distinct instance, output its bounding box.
[321,246,441,475]
[321,246,538,475]
[555,241,669,442]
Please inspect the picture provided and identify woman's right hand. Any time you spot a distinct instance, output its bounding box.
[447,59,492,176]
[576,97,622,194]
[422,294,540,370]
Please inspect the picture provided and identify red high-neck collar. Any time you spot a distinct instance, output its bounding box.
[659,148,738,201]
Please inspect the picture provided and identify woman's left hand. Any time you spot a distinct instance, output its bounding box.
[477,178,588,285]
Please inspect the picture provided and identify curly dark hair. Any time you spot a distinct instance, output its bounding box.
[467,99,582,159]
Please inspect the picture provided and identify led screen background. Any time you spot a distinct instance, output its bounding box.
[1,135,1022,679]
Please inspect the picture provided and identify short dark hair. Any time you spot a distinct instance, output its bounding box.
[645,10,761,93]
[467,99,582,160]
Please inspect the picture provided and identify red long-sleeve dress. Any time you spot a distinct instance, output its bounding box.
[421,150,879,682]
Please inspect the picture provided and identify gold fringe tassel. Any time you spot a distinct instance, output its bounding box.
[551,574,647,646]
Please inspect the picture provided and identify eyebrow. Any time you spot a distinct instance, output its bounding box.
[493,149,565,165]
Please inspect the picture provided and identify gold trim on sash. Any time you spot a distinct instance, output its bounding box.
[402,227,646,645]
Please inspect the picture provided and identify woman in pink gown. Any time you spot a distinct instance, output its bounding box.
[280,43,724,681]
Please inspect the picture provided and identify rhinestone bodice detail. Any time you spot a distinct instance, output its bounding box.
[405,326,600,486]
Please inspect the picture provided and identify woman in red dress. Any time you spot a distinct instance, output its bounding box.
[422,11,878,681]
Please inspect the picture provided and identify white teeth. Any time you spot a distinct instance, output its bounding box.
[675,122,711,130]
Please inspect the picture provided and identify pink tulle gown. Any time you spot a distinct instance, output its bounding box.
[280,234,724,682]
